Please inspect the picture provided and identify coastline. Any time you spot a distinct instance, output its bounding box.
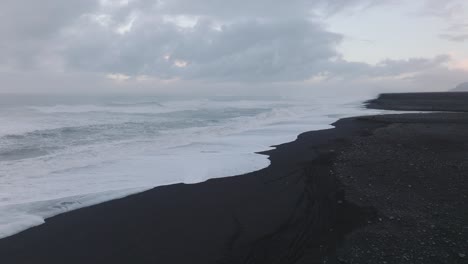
[366,92,468,112]
[1,93,467,263]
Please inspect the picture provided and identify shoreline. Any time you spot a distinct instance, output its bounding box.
[1,92,468,263]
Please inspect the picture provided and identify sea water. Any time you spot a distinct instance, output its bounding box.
[0,94,384,238]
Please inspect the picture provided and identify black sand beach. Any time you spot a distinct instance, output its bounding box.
[366,92,468,112]
[1,93,468,263]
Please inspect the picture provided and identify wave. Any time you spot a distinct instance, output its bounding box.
[1,106,278,160]
[28,104,181,114]
[108,100,164,107]
[28,98,293,115]
[0,187,150,239]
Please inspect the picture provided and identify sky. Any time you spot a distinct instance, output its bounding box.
[0,0,467,95]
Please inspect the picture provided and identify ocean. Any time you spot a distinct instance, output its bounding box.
[0,94,383,238]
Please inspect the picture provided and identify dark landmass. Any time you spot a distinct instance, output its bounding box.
[366,92,468,112]
[1,93,468,264]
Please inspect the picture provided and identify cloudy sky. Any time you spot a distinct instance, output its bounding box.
[0,0,467,95]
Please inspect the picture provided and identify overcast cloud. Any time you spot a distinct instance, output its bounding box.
[0,0,466,94]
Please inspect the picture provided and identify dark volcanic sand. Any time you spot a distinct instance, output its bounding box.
[366,92,468,112]
[334,113,468,263]
[1,93,468,264]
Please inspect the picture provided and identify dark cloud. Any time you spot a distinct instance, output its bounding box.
[0,0,465,90]
[141,0,382,18]
[0,0,97,70]
[54,0,456,82]
[61,17,342,82]
[0,0,96,38]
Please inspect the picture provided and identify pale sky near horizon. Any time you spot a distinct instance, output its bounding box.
[0,0,467,95]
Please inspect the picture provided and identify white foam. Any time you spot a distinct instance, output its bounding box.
[0,95,388,239]
[29,103,190,114]
[0,188,149,239]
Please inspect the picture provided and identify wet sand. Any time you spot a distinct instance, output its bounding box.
[1,92,467,263]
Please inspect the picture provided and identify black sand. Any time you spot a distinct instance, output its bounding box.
[1,93,467,263]
[366,92,468,112]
